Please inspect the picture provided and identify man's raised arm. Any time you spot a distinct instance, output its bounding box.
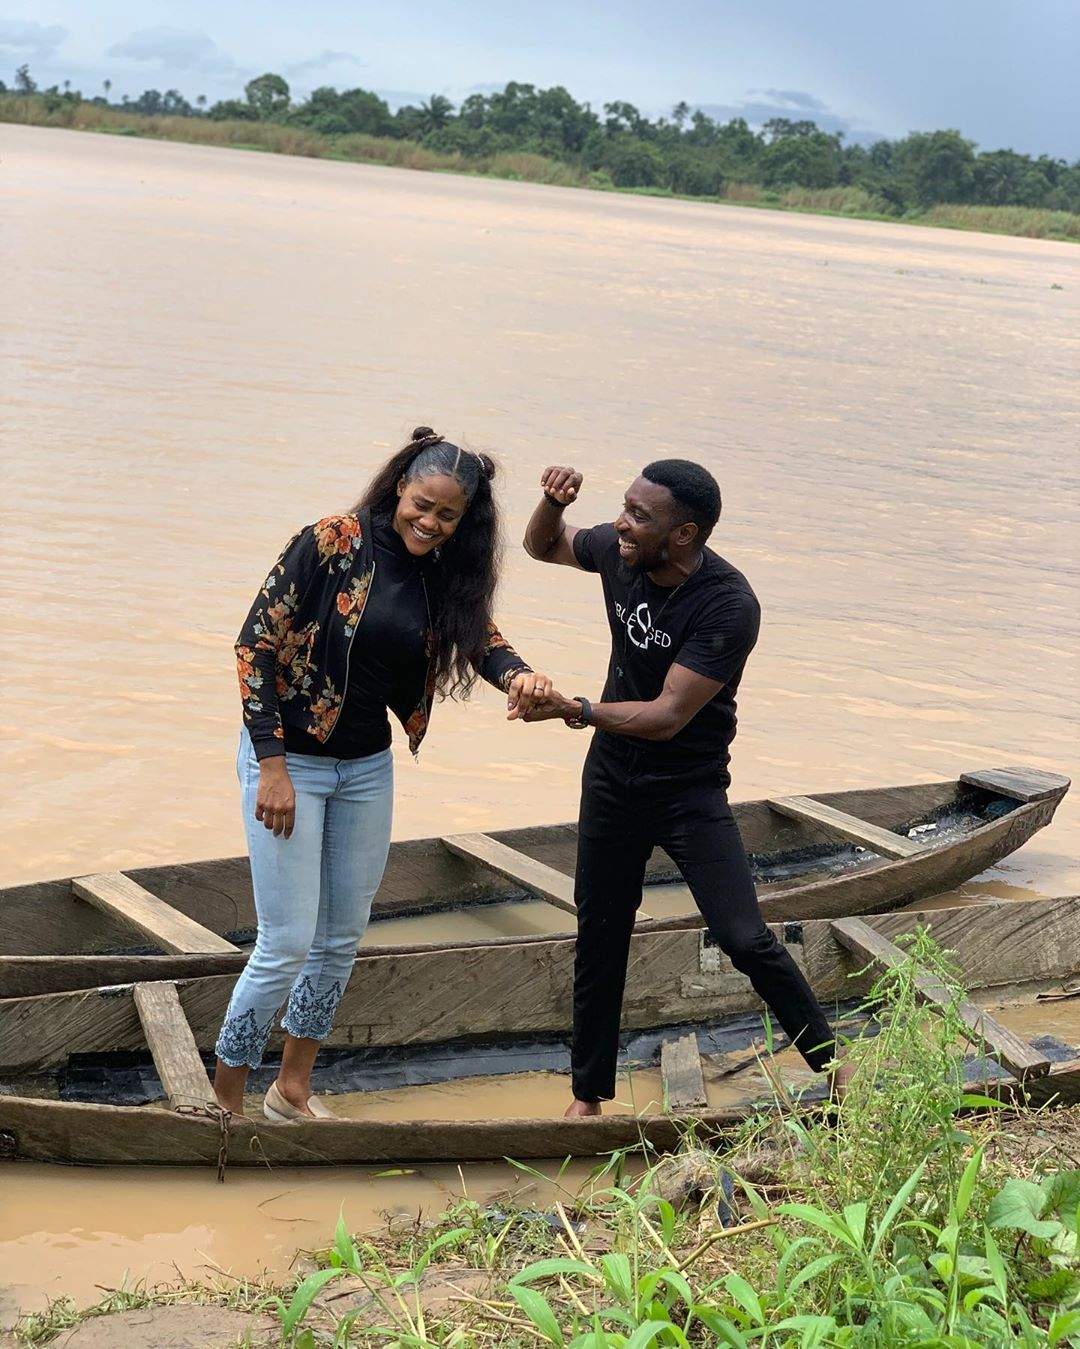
[523,465,585,567]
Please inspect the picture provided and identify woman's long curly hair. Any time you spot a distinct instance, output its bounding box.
[355,426,501,701]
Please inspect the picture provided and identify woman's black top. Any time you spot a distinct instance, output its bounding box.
[282,516,428,759]
[238,505,530,761]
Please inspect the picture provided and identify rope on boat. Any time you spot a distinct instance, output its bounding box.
[175,1098,232,1181]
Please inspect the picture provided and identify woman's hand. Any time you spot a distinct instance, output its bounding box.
[506,670,555,721]
[256,757,296,838]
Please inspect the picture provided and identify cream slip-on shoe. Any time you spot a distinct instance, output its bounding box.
[263,1081,336,1122]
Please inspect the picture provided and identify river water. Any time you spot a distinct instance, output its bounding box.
[1,123,1078,1314]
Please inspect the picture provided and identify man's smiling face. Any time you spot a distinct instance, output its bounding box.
[613,476,681,571]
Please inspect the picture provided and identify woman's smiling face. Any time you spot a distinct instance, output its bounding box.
[393,472,468,556]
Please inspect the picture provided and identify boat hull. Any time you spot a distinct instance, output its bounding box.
[0,770,1069,996]
[1,896,1078,1166]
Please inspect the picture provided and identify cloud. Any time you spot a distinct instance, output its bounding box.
[374,88,430,110]
[0,18,67,59]
[284,49,365,80]
[752,88,829,114]
[692,89,884,145]
[106,27,236,75]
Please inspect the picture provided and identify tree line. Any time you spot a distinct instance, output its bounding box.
[7,63,1079,214]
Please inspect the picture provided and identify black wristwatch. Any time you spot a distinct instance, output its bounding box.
[565,696,592,729]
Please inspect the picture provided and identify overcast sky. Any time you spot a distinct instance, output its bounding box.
[3,1,1077,158]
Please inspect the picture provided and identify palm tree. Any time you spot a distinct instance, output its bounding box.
[418,94,453,135]
[103,78,112,103]
[196,94,207,114]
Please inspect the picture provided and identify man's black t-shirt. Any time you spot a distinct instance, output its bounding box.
[572,522,760,780]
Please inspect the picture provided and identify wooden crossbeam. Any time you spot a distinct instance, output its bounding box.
[441,834,578,914]
[73,873,240,954]
[960,767,1071,804]
[769,796,923,859]
[133,981,215,1111]
[661,1033,707,1110]
[830,916,1051,1079]
[442,833,655,921]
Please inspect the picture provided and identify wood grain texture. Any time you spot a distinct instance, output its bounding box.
[3,898,1077,1073]
[980,1059,1080,1109]
[441,834,577,913]
[0,954,247,998]
[72,874,239,954]
[0,1094,754,1166]
[959,767,1071,804]
[2,770,1067,978]
[768,797,923,858]
[133,982,214,1110]
[3,1060,1079,1165]
[661,1034,707,1109]
[757,794,1063,923]
[829,917,1052,1077]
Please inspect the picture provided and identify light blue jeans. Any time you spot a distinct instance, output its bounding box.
[215,729,394,1069]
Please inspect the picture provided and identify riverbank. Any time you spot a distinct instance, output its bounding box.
[3,96,1078,244]
[8,943,1079,1345]
[11,1107,1079,1346]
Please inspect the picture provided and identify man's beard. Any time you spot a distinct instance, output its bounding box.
[617,541,665,581]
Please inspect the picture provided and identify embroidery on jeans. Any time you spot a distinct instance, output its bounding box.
[281,975,344,1041]
[215,1007,277,1068]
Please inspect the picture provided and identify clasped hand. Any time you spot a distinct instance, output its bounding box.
[506,674,575,724]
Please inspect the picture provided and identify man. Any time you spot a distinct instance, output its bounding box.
[521,459,846,1116]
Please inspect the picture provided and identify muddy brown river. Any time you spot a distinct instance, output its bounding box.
[1,123,1078,1315]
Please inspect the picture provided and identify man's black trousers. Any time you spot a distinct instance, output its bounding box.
[572,736,836,1103]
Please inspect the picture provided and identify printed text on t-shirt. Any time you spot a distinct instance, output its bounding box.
[614,601,673,650]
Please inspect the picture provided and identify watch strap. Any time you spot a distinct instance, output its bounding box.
[566,695,592,729]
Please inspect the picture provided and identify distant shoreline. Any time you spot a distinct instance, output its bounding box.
[4,101,1078,245]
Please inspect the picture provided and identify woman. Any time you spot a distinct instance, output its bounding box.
[214,427,555,1120]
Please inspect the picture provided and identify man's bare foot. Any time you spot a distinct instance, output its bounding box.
[564,1098,602,1118]
[829,1061,855,1103]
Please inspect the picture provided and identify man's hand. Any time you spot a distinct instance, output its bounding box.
[525,469,584,566]
[255,757,296,838]
[506,670,555,720]
[540,466,583,506]
[520,691,580,723]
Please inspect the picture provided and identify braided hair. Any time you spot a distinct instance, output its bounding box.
[356,427,501,700]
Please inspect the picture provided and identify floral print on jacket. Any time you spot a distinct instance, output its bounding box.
[236,509,529,759]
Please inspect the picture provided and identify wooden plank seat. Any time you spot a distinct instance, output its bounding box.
[661,1033,707,1109]
[829,916,1051,1079]
[960,767,1071,804]
[72,873,240,955]
[133,981,215,1111]
[442,833,655,921]
[441,834,578,914]
[768,796,923,859]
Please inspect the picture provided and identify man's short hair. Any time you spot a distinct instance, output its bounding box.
[642,459,722,542]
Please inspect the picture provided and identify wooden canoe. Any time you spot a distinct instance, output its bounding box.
[0,893,1077,1166]
[0,766,1068,998]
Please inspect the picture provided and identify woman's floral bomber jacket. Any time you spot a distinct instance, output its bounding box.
[236,508,530,761]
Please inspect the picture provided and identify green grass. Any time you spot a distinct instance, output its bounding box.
[4,95,1078,243]
[278,935,1079,1344]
